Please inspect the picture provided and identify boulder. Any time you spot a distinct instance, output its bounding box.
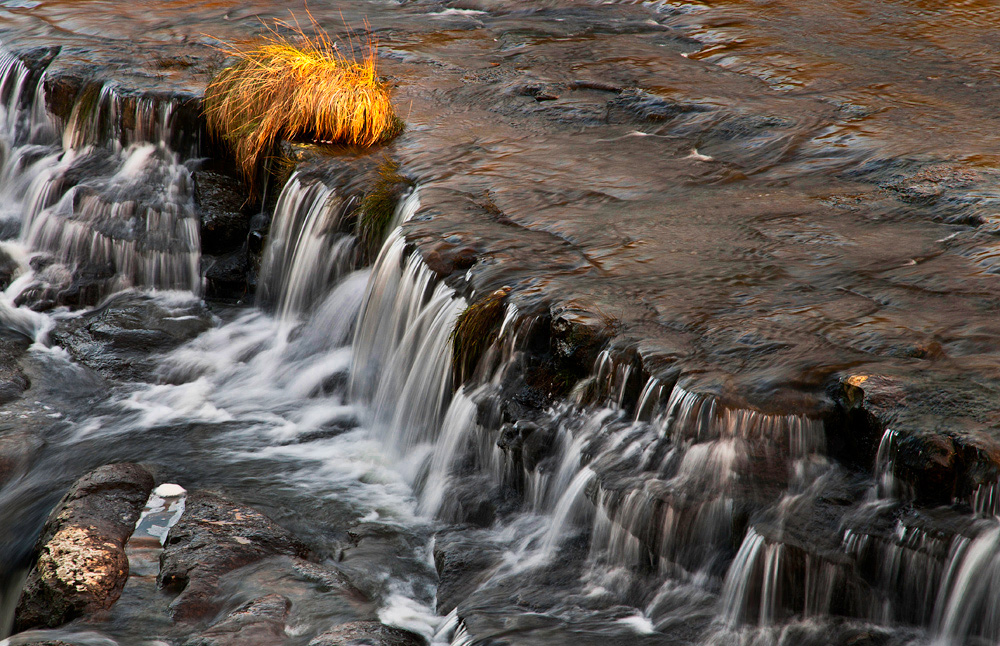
[194,169,251,256]
[14,463,155,631]
[48,291,214,382]
[183,594,291,646]
[203,248,250,301]
[158,492,309,621]
[308,621,424,646]
[433,529,504,615]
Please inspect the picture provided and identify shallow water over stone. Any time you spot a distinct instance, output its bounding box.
[0,1,996,646]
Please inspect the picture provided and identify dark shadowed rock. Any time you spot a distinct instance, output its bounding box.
[896,433,957,505]
[433,528,504,615]
[0,245,21,289]
[183,594,291,646]
[49,291,214,382]
[14,463,154,631]
[308,621,424,646]
[0,336,30,404]
[203,248,250,301]
[158,491,309,622]
[195,169,252,256]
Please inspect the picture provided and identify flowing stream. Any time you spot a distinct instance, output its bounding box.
[0,2,998,646]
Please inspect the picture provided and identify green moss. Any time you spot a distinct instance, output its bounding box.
[451,287,510,384]
[356,157,412,260]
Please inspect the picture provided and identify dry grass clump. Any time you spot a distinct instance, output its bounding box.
[204,17,401,185]
[452,287,511,384]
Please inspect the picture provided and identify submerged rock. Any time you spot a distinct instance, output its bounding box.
[0,430,44,487]
[0,336,31,404]
[13,463,155,632]
[49,291,214,382]
[433,528,504,615]
[158,491,309,621]
[183,594,291,646]
[308,621,424,646]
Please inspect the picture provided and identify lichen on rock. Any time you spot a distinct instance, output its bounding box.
[13,463,154,632]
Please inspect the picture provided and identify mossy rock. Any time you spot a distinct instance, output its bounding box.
[451,287,511,385]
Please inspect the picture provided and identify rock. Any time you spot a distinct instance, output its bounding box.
[42,71,84,125]
[308,621,424,646]
[895,433,957,505]
[608,88,701,123]
[433,529,504,615]
[0,336,30,404]
[0,245,22,288]
[0,430,44,486]
[183,594,291,646]
[194,169,252,256]
[203,248,250,301]
[48,291,214,382]
[158,491,309,621]
[14,463,155,631]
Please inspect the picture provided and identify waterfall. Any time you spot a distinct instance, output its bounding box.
[257,175,357,318]
[0,52,202,306]
[0,31,995,646]
[868,428,900,501]
[931,525,1000,644]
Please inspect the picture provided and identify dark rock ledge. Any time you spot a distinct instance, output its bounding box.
[157,491,311,622]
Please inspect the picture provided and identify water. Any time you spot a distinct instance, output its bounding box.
[0,1,997,646]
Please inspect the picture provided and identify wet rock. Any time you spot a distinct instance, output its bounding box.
[0,245,21,289]
[49,291,214,382]
[496,421,555,472]
[895,433,957,505]
[0,336,30,404]
[827,375,905,470]
[183,594,291,646]
[203,247,250,301]
[14,463,155,632]
[42,72,84,125]
[0,430,44,486]
[608,88,700,123]
[433,528,504,615]
[13,261,101,313]
[308,621,424,646]
[194,169,252,256]
[158,491,310,622]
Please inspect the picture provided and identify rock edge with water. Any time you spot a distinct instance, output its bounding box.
[13,463,154,632]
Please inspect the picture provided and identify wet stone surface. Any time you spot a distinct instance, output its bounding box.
[307,621,424,646]
[0,1,999,646]
[48,291,215,383]
[14,463,154,632]
[182,594,291,646]
[158,491,311,622]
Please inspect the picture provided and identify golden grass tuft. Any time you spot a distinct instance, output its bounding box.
[204,16,401,185]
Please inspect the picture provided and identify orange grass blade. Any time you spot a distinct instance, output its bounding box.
[203,16,400,188]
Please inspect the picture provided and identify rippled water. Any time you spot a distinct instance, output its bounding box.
[0,1,997,646]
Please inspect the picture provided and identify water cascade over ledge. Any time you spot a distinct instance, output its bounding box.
[0,10,999,645]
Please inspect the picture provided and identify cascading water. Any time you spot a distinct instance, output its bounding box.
[0,52,201,308]
[0,34,997,646]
